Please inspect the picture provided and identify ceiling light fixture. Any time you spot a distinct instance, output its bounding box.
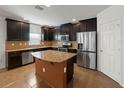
[23,18,28,20]
[72,18,76,22]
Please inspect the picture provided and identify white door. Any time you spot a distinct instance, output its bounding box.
[100,19,121,83]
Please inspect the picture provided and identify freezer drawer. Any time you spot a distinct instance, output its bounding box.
[77,52,96,69]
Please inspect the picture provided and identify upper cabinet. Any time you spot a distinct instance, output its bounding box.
[79,18,97,32]
[41,26,59,41]
[53,27,60,41]
[60,23,72,35]
[71,23,80,41]
[41,27,49,41]
[79,20,87,32]
[7,19,21,41]
[6,19,30,41]
[86,18,97,31]
[21,22,30,41]
[60,23,77,41]
[6,18,96,41]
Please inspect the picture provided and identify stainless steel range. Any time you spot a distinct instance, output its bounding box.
[77,31,97,70]
[58,42,72,52]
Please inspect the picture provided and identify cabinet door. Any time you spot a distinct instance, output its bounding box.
[79,20,87,32]
[7,52,22,70]
[54,28,59,41]
[44,29,47,40]
[60,24,69,35]
[43,28,49,41]
[86,18,97,31]
[7,20,21,41]
[49,28,59,41]
[48,28,54,41]
[21,22,29,41]
[69,24,79,41]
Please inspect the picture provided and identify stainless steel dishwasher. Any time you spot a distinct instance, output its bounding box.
[22,51,33,65]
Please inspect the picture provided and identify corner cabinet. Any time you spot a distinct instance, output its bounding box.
[60,23,77,41]
[41,27,49,41]
[6,19,29,41]
[41,26,59,41]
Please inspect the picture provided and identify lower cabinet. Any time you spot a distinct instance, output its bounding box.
[7,52,22,70]
[68,49,77,53]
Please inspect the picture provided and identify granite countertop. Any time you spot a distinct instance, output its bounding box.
[6,46,77,52]
[6,46,59,52]
[31,50,77,63]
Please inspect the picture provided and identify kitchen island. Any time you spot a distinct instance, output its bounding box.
[31,50,77,88]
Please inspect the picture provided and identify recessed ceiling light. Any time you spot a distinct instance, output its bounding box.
[23,18,27,20]
[72,18,76,22]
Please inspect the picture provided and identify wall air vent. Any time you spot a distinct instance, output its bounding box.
[35,5,44,11]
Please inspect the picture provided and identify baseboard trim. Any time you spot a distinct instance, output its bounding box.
[0,68,7,73]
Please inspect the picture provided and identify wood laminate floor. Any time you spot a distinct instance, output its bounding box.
[0,63,122,88]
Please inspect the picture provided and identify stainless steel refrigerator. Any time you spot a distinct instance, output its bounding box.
[77,31,97,70]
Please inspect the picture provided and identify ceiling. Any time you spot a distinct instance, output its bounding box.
[0,5,109,26]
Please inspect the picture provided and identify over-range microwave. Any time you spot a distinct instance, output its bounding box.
[59,35,69,42]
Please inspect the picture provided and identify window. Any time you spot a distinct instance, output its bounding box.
[29,33,41,45]
[29,24,41,45]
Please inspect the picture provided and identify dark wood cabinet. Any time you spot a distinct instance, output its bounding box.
[6,19,29,41]
[41,27,50,41]
[60,23,76,41]
[60,23,72,35]
[86,18,97,31]
[7,20,21,41]
[79,18,97,32]
[70,23,80,41]
[79,20,87,32]
[42,26,59,41]
[50,27,59,41]
[21,22,30,41]
[7,52,22,70]
[48,28,54,41]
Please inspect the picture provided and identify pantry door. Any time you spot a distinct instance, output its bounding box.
[100,18,122,83]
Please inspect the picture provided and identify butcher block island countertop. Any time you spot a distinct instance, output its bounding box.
[32,50,77,88]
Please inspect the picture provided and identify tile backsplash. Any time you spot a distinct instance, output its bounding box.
[6,41,78,50]
[6,41,52,50]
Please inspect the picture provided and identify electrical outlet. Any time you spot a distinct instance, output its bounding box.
[64,67,66,73]
[43,67,45,72]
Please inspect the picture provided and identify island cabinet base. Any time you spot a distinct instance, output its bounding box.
[34,57,74,88]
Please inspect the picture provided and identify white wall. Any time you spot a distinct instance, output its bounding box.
[0,17,6,69]
[97,6,124,86]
